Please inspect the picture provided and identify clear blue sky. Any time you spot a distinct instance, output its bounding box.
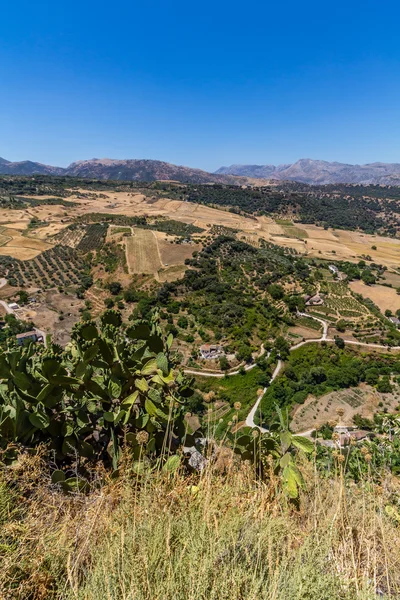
[1,0,400,171]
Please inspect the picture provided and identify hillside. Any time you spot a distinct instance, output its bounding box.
[216,158,400,185]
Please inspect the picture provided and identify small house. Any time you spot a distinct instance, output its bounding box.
[199,344,225,360]
[306,294,324,306]
[16,331,38,345]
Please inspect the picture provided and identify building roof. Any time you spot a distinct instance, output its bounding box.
[16,330,37,339]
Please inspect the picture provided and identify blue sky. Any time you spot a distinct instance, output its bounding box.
[1,0,400,171]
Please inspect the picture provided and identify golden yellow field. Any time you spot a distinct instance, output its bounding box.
[2,188,399,271]
[349,280,400,313]
[0,227,53,260]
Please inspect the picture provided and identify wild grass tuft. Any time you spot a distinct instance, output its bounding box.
[0,451,400,599]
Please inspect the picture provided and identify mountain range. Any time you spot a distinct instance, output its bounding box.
[2,156,400,185]
[0,157,248,185]
[215,158,400,185]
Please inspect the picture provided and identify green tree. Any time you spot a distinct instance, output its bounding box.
[334,336,345,349]
[18,290,29,304]
[361,269,376,285]
[177,316,189,329]
[377,376,392,393]
[274,336,290,359]
[104,297,115,309]
[236,344,253,363]
[219,355,230,371]
[108,281,122,295]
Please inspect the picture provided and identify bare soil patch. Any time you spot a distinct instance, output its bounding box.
[156,237,202,266]
[29,292,85,346]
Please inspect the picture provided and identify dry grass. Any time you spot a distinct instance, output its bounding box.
[349,280,400,314]
[0,228,52,260]
[1,450,400,599]
[125,228,162,275]
[154,232,202,266]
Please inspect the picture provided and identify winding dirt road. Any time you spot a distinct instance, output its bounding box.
[184,313,400,431]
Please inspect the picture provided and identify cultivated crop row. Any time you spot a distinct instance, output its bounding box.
[2,245,90,290]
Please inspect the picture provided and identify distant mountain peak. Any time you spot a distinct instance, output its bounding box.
[215,158,400,185]
[2,155,400,185]
[0,156,255,185]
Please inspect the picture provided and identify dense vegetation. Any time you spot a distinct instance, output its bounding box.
[257,343,400,424]
[0,310,196,486]
[78,212,204,236]
[0,194,77,209]
[76,222,108,250]
[186,185,397,234]
[156,236,309,353]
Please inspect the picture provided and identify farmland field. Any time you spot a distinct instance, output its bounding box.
[0,227,52,260]
[154,232,202,265]
[4,187,398,269]
[125,229,162,275]
[349,280,400,314]
[0,245,90,289]
[281,224,309,239]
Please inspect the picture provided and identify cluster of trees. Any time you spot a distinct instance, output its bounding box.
[77,223,108,251]
[154,236,312,357]
[2,246,92,291]
[0,314,35,348]
[184,184,393,235]
[257,344,400,424]
[78,213,203,236]
[0,194,76,210]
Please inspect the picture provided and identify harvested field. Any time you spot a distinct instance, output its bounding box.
[382,271,400,288]
[0,227,52,260]
[0,233,12,246]
[349,280,400,314]
[27,222,70,240]
[281,224,309,239]
[125,229,162,275]
[288,325,322,340]
[154,231,202,265]
[4,188,399,270]
[0,210,30,228]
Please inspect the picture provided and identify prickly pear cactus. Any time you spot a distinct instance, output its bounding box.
[0,310,195,485]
